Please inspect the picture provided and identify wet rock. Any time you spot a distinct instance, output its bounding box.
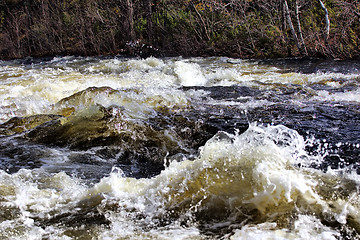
[37,194,110,228]
[21,103,248,178]
[0,114,62,135]
[0,137,51,173]
[26,105,121,149]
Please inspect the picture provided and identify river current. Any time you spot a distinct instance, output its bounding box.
[0,56,359,239]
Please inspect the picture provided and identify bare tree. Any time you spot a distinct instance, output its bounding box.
[283,0,307,56]
[192,2,211,41]
[124,0,135,41]
[145,0,153,43]
[295,0,307,55]
[317,0,330,40]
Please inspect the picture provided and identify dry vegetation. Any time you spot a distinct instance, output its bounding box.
[0,0,359,59]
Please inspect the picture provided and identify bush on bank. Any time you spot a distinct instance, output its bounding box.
[0,0,359,59]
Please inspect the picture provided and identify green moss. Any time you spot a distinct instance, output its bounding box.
[135,17,147,36]
[62,11,72,26]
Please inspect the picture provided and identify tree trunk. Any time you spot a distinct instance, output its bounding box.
[317,0,330,41]
[295,0,307,56]
[124,0,135,41]
[283,0,305,55]
[145,0,153,44]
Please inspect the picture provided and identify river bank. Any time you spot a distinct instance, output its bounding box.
[1,0,360,60]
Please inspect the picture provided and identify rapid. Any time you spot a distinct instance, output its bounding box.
[0,56,359,239]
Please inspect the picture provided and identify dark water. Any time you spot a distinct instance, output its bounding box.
[0,56,359,239]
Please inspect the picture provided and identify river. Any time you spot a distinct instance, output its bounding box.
[0,56,359,239]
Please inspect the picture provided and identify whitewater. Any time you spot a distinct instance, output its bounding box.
[0,56,359,239]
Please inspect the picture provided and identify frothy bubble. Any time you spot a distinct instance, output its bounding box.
[88,124,360,238]
[174,61,208,86]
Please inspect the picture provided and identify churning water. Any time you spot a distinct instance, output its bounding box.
[0,56,359,239]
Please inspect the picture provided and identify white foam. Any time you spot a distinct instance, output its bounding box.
[313,89,360,103]
[2,57,360,122]
[85,124,360,238]
[0,169,87,239]
[174,61,208,86]
[0,123,359,238]
[231,215,340,240]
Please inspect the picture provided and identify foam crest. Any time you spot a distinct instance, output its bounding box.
[89,124,360,238]
[174,61,208,86]
[231,215,340,239]
[0,169,87,239]
[2,57,360,123]
[0,123,359,238]
[313,88,360,103]
[53,86,189,119]
[161,124,322,215]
